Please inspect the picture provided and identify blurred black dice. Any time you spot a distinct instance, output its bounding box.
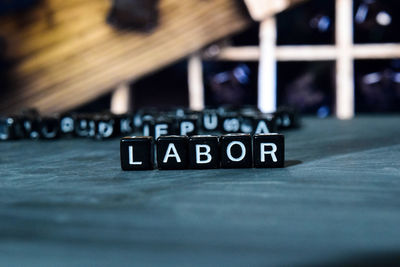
[40,116,61,139]
[178,115,198,136]
[0,116,24,140]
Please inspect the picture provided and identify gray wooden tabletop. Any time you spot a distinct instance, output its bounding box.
[1,116,400,267]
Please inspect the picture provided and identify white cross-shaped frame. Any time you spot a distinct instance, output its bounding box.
[187,0,400,119]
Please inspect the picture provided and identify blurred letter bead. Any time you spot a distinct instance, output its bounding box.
[220,134,252,168]
[253,134,284,168]
[40,116,61,139]
[120,136,154,170]
[23,117,41,140]
[157,135,189,170]
[75,115,95,138]
[60,114,75,136]
[117,114,135,135]
[254,114,277,134]
[94,115,116,140]
[188,135,220,169]
[153,117,175,140]
[0,116,24,140]
[178,115,198,136]
[221,113,241,133]
[202,110,219,132]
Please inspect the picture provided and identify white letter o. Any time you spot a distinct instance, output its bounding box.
[226,141,246,162]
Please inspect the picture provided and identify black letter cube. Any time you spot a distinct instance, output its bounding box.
[157,135,188,170]
[275,107,300,130]
[221,112,241,133]
[60,113,76,136]
[239,115,254,134]
[94,114,116,140]
[253,114,277,134]
[201,109,219,132]
[220,134,252,168]
[120,136,154,170]
[40,116,61,139]
[116,114,135,136]
[22,116,41,140]
[253,134,284,168]
[0,116,25,140]
[142,115,155,137]
[75,114,95,138]
[188,135,219,169]
[178,115,198,136]
[153,117,175,139]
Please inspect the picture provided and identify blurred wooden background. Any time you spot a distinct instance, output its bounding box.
[0,0,250,114]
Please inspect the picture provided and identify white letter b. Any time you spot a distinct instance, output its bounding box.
[196,144,212,164]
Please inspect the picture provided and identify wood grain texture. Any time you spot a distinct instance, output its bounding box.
[0,0,250,114]
[0,116,400,266]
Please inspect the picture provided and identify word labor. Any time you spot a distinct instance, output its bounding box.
[120,134,284,170]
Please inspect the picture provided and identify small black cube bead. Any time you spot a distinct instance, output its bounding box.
[40,116,61,139]
[22,116,41,139]
[0,116,24,140]
[220,134,252,168]
[239,115,254,134]
[0,117,13,141]
[59,113,76,136]
[120,136,154,170]
[75,114,95,138]
[253,134,285,168]
[142,115,155,136]
[253,113,277,134]
[94,114,116,140]
[201,110,220,132]
[153,117,175,139]
[156,135,188,170]
[221,112,241,133]
[117,114,135,136]
[178,115,198,136]
[188,135,219,169]
[275,107,300,130]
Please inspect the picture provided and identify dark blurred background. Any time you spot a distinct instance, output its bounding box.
[0,0,399,116]
[83,0,400,116]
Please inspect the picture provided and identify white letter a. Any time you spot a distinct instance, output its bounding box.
[255,121,270,134]
[163,143,182,163]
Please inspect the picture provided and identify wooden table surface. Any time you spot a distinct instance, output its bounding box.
[1,116,400,266]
